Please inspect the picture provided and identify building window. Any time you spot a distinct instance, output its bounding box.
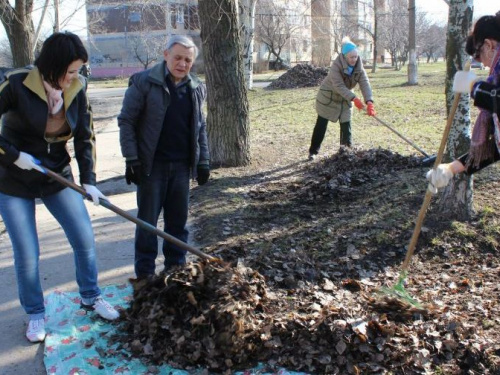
[176,6,184,24]
[128,12,141,23]
[185,5,200,30]
[170,4,177,29]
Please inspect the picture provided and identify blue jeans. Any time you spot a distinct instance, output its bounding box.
[0,188,101,319]
[135,160,190,277]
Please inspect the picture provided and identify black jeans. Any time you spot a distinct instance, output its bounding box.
[134,160,190,277]
[309,115,351,155]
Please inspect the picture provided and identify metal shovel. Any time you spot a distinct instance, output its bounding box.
[41,167,219,262]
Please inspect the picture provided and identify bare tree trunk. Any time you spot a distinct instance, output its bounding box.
[198,0,251,167]
[0,1,36,67]
[239,0,257,90]
[53,0,59,32]
[439,0,474,220]
[407,0,417,85]
[311,0,331,67]
[33,0,51,55]
[372,0,379,73]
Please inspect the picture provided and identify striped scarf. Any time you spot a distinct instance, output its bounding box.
[467,46,500,168]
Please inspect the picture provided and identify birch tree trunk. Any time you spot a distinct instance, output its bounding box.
[198,0,251,167]
[407,0,417,85]
[239,0,257,89]
[439,0,474,220]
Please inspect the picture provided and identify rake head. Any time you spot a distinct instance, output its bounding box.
[377,272,423,309]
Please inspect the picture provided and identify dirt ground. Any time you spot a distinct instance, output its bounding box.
[2,86,500,374]
[103,89,500,373]
[181,142,500,374]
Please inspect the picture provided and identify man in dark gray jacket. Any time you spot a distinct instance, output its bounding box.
[118,35,209,279]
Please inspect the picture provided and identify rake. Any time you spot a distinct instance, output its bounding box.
[371,115,437,166]
[378,62,471,308]
[40,167,219,263]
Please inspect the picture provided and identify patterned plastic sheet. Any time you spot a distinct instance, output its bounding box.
[43,284,306,375]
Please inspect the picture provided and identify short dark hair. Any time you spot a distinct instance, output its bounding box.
[35,32,88,89]
[466,11,500,57]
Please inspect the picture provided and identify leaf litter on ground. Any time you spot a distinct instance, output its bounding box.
[108,147,500,374]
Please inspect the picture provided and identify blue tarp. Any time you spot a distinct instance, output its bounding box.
[43,284,307,375]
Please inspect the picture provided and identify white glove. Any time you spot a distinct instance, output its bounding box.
[14,152,45,173]
[452,70,477,94]
[426,164,455,194]
[83,184,107,206]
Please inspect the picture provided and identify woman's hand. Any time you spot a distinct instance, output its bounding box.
[452,70,477,94]
[83,184,108,206]
[352,97,364,110]
[366,102,376,116]
[14,152,45,173]
[426,161,465,194]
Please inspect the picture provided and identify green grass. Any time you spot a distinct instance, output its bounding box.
[248,62,457,158]
[92,62,485,160]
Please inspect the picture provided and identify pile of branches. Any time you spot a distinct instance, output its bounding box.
[268,64,328,89]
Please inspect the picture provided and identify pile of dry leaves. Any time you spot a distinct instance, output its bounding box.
[110,148,500,374]
[268,64,328,89]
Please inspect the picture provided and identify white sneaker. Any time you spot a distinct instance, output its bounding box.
[308,153,317,161]
[26,319,46,343]
[82,297,120,321]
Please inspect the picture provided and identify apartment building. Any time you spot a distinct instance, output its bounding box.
[85,0,379,77]
[86,0,201,77]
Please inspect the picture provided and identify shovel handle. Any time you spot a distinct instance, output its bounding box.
[400,61,471,273]
[42,168,218,262]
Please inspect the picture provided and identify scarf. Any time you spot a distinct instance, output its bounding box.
[467,46,500,168]
[42,80,64,115]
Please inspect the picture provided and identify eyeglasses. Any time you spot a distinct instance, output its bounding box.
[473,43,484,60]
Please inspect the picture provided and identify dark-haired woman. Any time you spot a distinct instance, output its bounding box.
[0,32,119,343]
[427,11,500,192]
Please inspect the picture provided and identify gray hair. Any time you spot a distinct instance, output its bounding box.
[166,35,199,59]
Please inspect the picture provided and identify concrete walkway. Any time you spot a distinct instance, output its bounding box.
[0,103,142,374]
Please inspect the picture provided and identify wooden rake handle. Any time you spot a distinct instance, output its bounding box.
[42,168,219,262]
[400,61,471,273]
[372,115,430,158]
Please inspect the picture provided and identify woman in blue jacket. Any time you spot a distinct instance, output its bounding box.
[0,32,119,343]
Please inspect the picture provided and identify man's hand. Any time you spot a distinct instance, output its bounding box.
[125,160,142,185]
[352,97,364,110]
[452,70,477,94]
[83,184,107,206]
[426,164,455,194]
[196,164,210,186]
[14,152,45,173]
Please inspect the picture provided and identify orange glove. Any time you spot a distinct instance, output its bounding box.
[366,102,376,116]
[352,97,364,110]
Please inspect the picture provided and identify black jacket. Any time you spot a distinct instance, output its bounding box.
[473,81,500,116]
[0,67,96,198]
[117,62,209,178]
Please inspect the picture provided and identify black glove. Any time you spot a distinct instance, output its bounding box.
[196,164,210,186]
[125,160,142,185]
